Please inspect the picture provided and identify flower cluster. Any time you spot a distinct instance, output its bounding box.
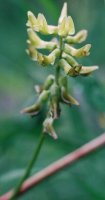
[21,2,99,139]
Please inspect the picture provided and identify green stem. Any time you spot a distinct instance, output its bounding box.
[55,37,63,84]
[10,133,45,200]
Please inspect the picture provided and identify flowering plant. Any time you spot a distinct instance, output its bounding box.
[21,2,98,139]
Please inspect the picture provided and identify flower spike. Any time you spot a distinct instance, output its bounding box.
[23,2,99,139]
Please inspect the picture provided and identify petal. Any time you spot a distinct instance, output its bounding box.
[58,2,67,24]
[26,11,37,28]
[68,16,75,35]
[80,66,99,76]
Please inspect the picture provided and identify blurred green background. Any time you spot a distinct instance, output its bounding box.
[0,0,105,199]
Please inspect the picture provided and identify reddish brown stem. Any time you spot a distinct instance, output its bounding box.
[1,133,105,200]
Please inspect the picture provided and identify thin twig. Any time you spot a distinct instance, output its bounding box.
[1,133,105,200]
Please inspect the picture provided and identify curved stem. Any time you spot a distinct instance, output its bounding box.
[10,133,45,200]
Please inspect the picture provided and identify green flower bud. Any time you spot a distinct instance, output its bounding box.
[59,76,68,91]
[38,90,50,103]
[61,87,80,106]
[43,75,55,90]
[62,52,79,67]
[21,90,50,117]
[65,30,88,44]
[64,43,91,57]
[50,83,61,119]
[20,103,41,116]
[43,117,57,139]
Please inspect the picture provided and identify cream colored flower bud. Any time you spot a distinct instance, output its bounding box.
[27,46,44,64]
[43,117,57,139]
[43,48,60,65]
[65,30,88,44]
[62,52,78,67]
[64,44,91,57]
[37,13,48,34]
[27,28,57,50]
[26,11,37,28]
[58,2,67,24]
[59,59,72,74]
[58,16,75,36]
[79,66,99,76]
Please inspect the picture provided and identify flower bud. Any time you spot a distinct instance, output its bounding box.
[26,11,37,28]
[58,2,67,24]
[65,30,88,44]
[43,117,57,139]
[37,13,48,34]
[38,90,50,103]
[64,44,91,57]
[79,65,99,76]
[62,52,78,67]
[50,83,61,119]
[61,87,80,106]
[43,75,55,90]
[59,76,68,91]
[59,59,72,75]
[27,46,45,64]
[27,28,57,50]
[58,16,75,36]
[20,103,41,116]
[41,48,60,65]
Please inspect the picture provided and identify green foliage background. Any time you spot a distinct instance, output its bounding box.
[0,0,105,199]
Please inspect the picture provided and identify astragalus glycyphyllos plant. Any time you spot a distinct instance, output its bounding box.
[9,2,99,200]
[21,2,98,139]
